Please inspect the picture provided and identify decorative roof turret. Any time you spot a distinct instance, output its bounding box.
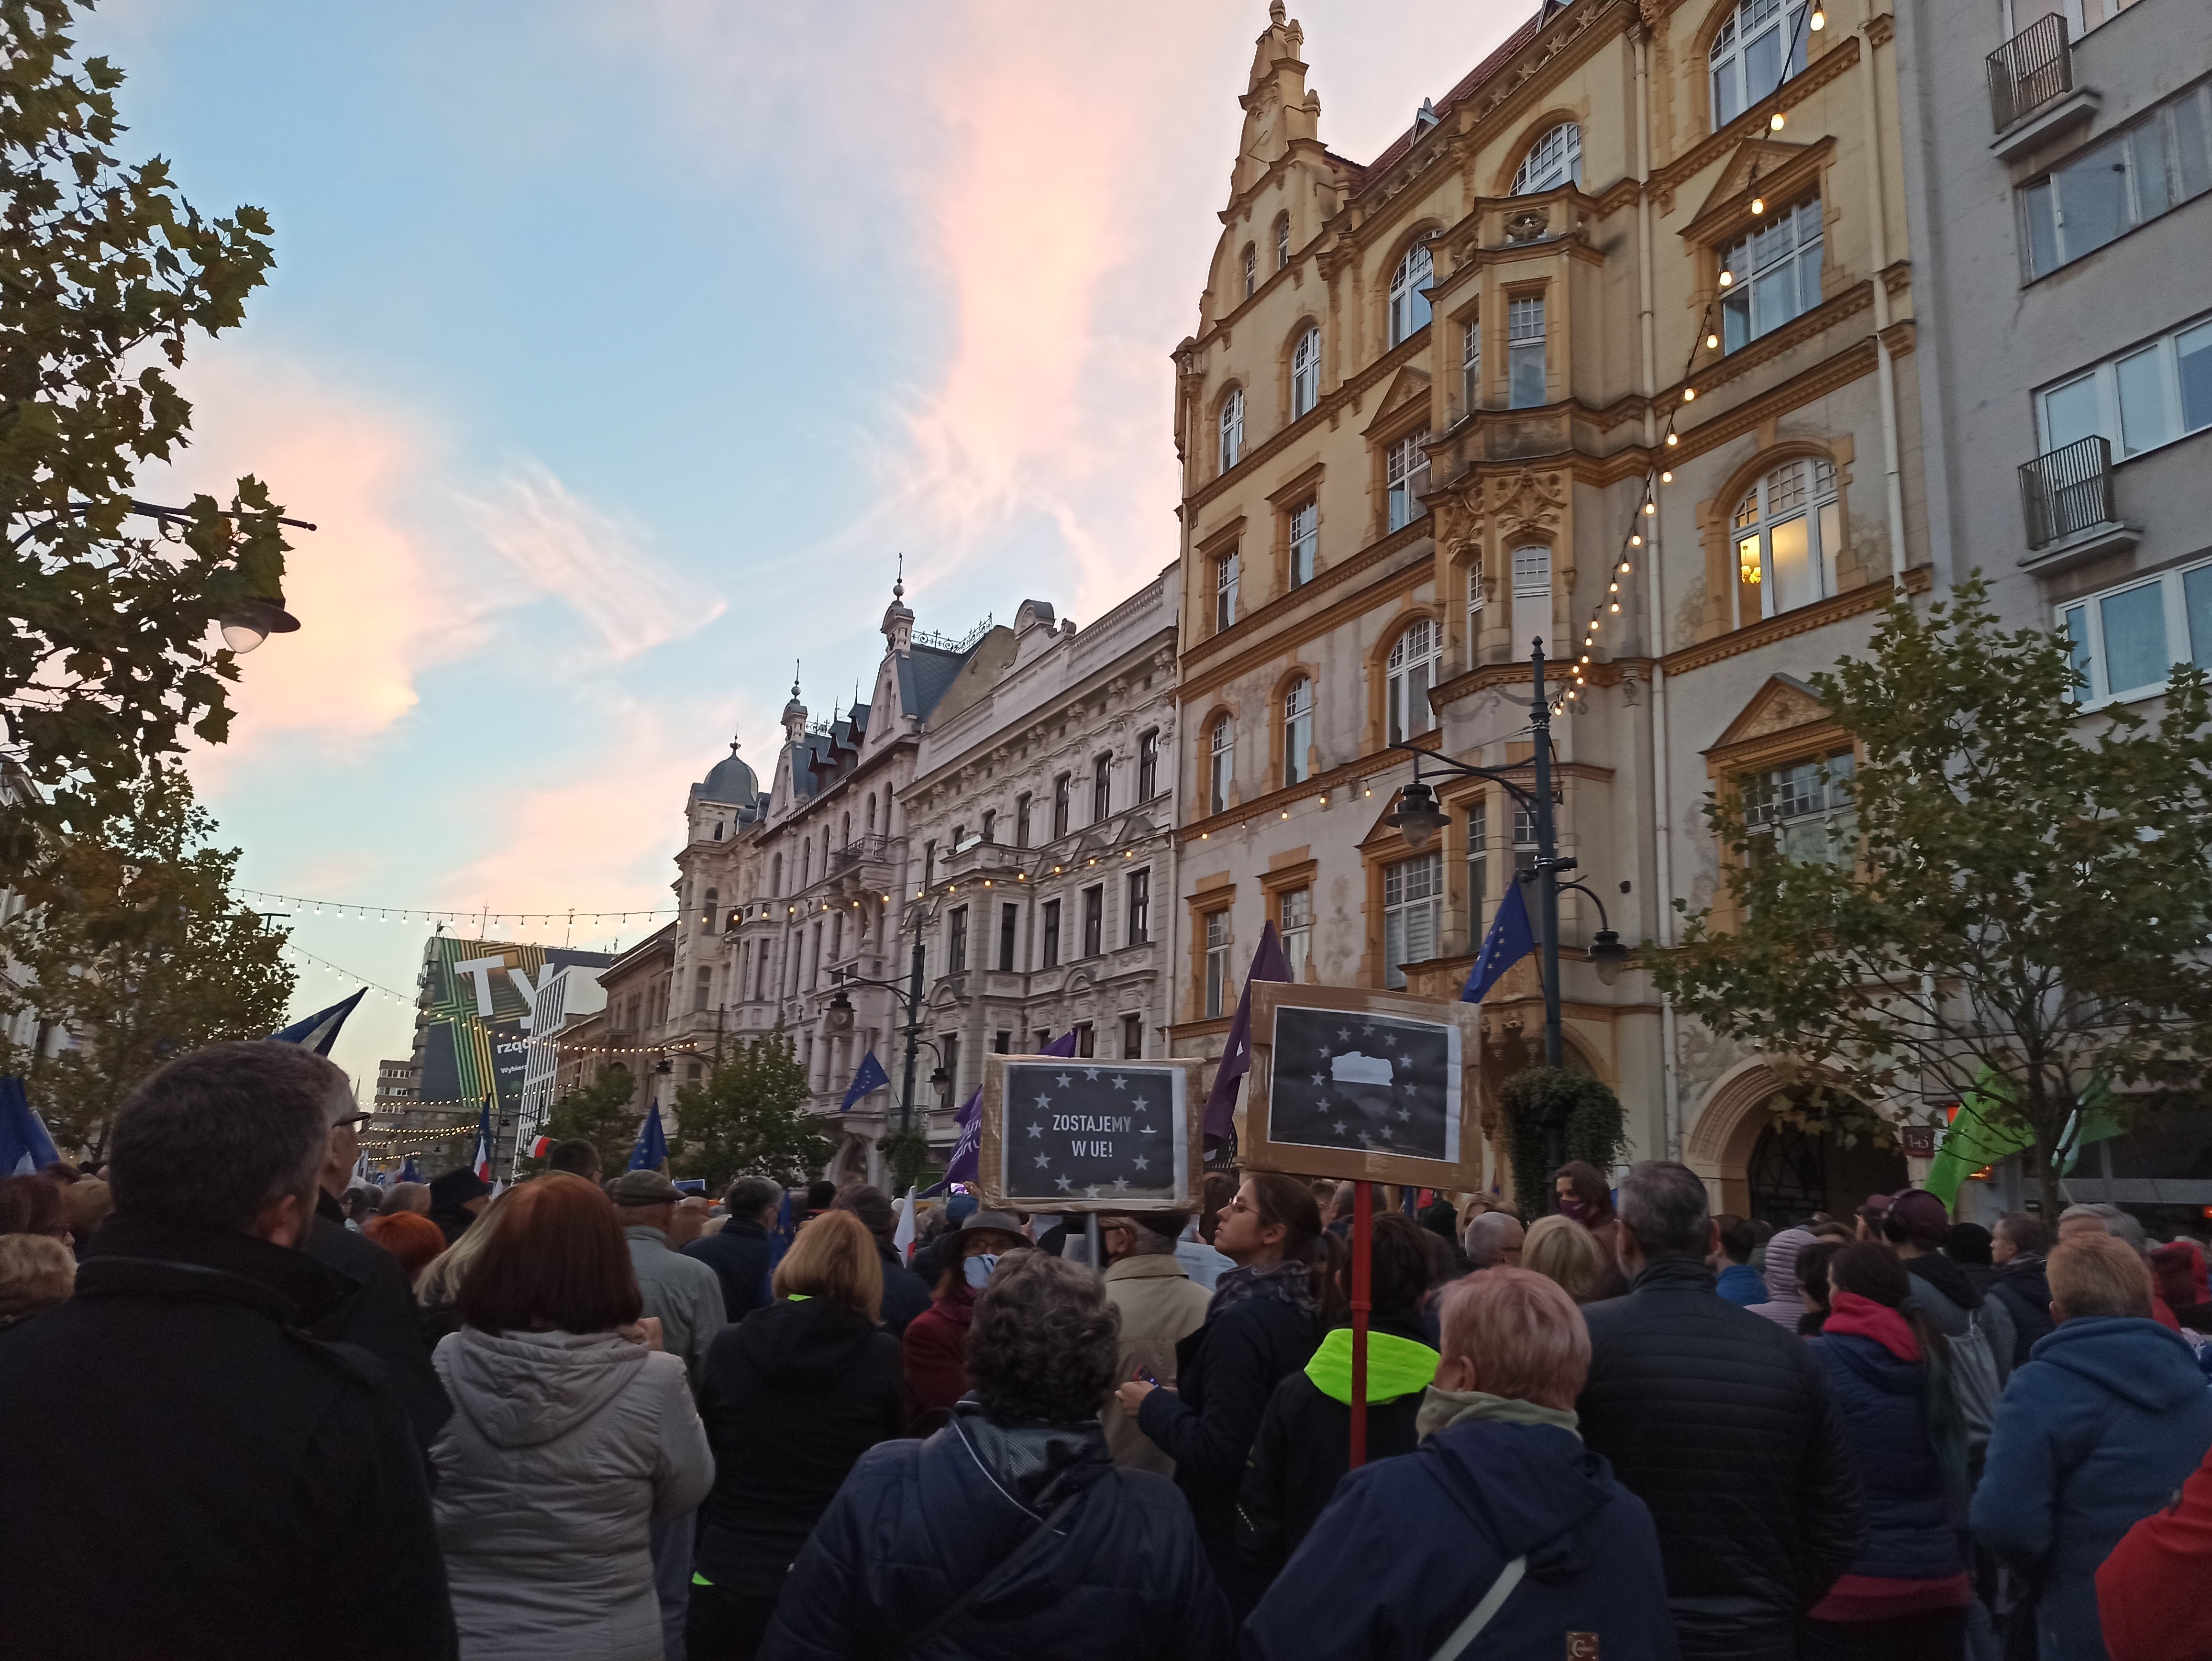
[882,564,915,653]
[782,666,808,744]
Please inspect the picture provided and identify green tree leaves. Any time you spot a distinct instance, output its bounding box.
[526,1066,642,1179]
[669,1035,839,1195]
[1499,1066,1627,1214]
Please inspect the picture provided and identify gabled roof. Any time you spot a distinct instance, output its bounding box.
[1352,8,1546,195]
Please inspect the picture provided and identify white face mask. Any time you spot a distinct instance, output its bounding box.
[963,1252,1000,1289]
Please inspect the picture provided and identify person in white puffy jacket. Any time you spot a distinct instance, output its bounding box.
[429,1173,714,1661]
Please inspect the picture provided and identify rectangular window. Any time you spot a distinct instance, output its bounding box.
[1216,549,1240,631]
[1279,886,1312,984]
[694,965,713,1013]
[2022,84,2212,279]
[1721,198,1823,351]
[1204,909,1231,1018]
[1137,729,1160,801]
[1382,853,1443,990]
[1289,498,1317,587]
[1513,804,1540,875]
[1507,297,1546,409]
[1052,774,1071,839]
[2036,314,2212,462]
[810,922,823,987]
[1744,751,1858,866]
[1462,314,1482,412]
[994,1030,1012,1054]
[1075,1021,1097,1059]
[1468,800,1489,942]
[1092,753,1112,823]
[1386,427,1431,531]
[1120,1012,1144,1060]
[1082,885,1104,957]
[1511,546,1552,662]
[1127,868,1150,946]
[1034,1028,1052,1052]
[998,903,1018,972]
[2061,565,2202,706]
[1041,899,1062,968]
[1015,792,1032,848]
[922,839,937,890]
[948,906,968,974]
[940,1038,959,1110]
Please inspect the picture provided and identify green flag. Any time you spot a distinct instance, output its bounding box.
[1924,1069,2122,1207]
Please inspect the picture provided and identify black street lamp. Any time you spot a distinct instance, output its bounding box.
[825,901,939,1140]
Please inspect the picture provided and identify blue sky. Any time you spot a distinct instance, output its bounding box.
[79,0,1526,1084]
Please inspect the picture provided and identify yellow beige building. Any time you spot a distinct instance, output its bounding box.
[1170,0,1927,1216]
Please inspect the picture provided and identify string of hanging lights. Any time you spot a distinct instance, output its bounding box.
[237,887,688,930]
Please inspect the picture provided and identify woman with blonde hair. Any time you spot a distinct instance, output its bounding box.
[690,1208,902,1660]
[1523,1212,1613,1305]
[416,1185,517,1345]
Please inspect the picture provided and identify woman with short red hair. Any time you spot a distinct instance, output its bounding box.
[429,1173,713,1661]
[363,1208,446,1285]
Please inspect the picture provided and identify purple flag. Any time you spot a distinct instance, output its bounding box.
[943,1027,1079,1185]
[1202,920,1293,1142]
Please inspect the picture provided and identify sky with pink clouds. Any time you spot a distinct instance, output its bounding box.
[78,0,1528,1087]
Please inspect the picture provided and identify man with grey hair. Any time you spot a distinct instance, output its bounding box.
[1462,1208,1525,1270]
[0,1041,457,1659]
[1577,1160,1863,1661]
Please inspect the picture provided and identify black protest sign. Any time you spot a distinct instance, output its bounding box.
[979,1057,1202,1212]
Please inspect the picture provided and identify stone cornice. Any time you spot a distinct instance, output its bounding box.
[1669,335,1880,465]
[1660,565,1931,676]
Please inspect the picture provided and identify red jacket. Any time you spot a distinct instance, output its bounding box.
[2097,1440,2212,1661]
[899,1286,974,1431]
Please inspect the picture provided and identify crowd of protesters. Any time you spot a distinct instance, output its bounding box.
[8,1044,2212,1659]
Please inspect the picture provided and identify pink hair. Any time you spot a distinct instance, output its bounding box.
[1435,1266,1592,1411]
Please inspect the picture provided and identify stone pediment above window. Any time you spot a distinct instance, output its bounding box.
[1681,137,1834,246]
[1706,674,1831,756]
[1362,365,1433,437]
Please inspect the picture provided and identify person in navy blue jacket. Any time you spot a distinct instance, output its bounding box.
[1972,1232,2212,1661]
[1243,1267,1679,1661]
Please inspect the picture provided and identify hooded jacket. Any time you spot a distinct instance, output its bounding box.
[1990,1254,2056,1368]
[430,1328,714,1661]
[2095,1438,2212,1661]
[1241,1405,1680,1661]
[1578,1255,1865,1661]
[758,1404,1230,1661]
[1746,1228,1817,1329]
[1237,1311,1438,1579]
[1903,1247,2015,1388]
[1715,1262,1768,1307]
[0,1214,456,1661]
[694,1296,903,1597]
[1972,1317,2212,1661]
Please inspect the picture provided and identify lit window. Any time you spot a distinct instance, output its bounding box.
[1462,314,1482,412]
[1721,199,1823,350]
[1709,0,1811,132]
[1205,909,1231,1017]
[2060,557,2212,706]
[1511,123,1583,194]
[1215,548,1240,631]
[1209,716,1235,814]
[1387,427,1431,531]
[1511,546,1551,661]
[1733,458,1841,617]
[2022,85,2212,280]
[1387,620,1439,744]
[1382,853,1442,989]
[1743,751,1857,867]
[1292,326,1321,418]
[2036,315,2212,460]
[1283,676,1314,786]
[1390,243,1433,346]
[1289,499,1318,588]
[1507,297,1547,408]
[1280,886,1313,982]
[1219,388,1245,473]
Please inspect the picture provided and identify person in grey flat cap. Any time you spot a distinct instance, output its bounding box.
[609,1169,728,1388]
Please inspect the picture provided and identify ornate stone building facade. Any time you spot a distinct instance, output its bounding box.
[1169,0,1930,1215]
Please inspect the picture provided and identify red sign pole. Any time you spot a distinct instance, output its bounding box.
[1349,1179,1371,1468]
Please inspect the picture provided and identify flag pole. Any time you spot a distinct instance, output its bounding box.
[1349,1179,1371,1468]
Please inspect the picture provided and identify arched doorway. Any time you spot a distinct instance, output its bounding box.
[1746,1116,1906,1228]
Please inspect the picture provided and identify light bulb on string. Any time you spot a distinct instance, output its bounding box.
[1706,331,1720,350]
[1662,469,1673,482]
[1750,195,1766,217]
[1630,533,1642,547]
[1643,500,1656,515]
[1620,560,1633,573]
[1770,110,1786,131]
[1717,269,1735,288]
[1609,601,1621,613]
[1682,387,1697,402]
[1810,2,1825,26]
[1666,432,1679,447]
[1609,582,1619,594]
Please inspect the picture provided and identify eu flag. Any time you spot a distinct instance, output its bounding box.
[1461,877,1535,1005]
[0,1076,60,1177]
[628,1102,668,1171]
[840,1050,891,1112]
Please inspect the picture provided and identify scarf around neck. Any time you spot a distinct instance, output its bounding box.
[1416,1384,1580,1442]
[1207,1257,1316,1322]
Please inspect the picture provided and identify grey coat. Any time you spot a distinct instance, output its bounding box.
[627,1224,729,1385]
[431,1329,714,1661]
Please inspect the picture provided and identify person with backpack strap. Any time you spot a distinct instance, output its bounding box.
[1883,1190,2013,1470]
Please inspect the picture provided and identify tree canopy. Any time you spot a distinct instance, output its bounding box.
[523,1066,641,1180]
[1654,578,2212,1217]
[670,1035,837,1195]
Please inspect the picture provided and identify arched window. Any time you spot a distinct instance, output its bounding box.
[1709,0,1811,131]
[1389,244,1433,346]
[1511,123,1582,194]
[1291,327,1321,418]
[1209,716,1235,815]
[1219,387,1245,473]
[1734,458,1841,617]
[840,810,851,847]
[1283,677,1314,786]
[1386,620,1439,744]
[1274,212,1291,269]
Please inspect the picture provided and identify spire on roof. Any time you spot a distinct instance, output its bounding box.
[883,565,915,653]
[783,664,807,743]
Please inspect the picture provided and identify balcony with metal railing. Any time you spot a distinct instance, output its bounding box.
[1986,13,2098,162]
[2019,434,2137,570]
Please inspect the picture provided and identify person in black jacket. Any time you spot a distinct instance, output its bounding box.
[426,1165,490,1246]
[1577,1161,1865,1661]
[1987,1212,2056,1368]
[1117,1172,1325,1621]
[833,1183,932,1339]
[687,1176,783,1324]
[691,1210,902,1661]
[759,1249,1229,1661]
[1238,1211,1438,1583]
[0,1041,456,1661]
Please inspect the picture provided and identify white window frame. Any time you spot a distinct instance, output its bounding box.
[1709,0,1811,133]
[1279,886,1313,984]
[2021,85,2211,281]
[1283,676,1315,786]
[1243,244,1257,299]
[1209,716,1235,814]
[1511,123,1583,194]
[1386,426,1431,531]
[1721,197,1824,351]
[1462,314,1482,413]
[1743,750,1858,867]
[1387,619,1440,744]
[1732,459,1842,620]
[1511,545,1552,660]
[1219,387,1245,473]
[1382,853,1443,990]
[1507,295,1547,409]
[1390,243,1434,346]
[1289,498,1318,588]
[1215,548,1239,631]
[2003,0,2145,42]
[2035,313,2212,462]
[1276,213,1291,269]
[1292,326,1321,418]
[1204,908,1231,1018]
[1467,556,1486,640]
[2059,555,2212,708]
